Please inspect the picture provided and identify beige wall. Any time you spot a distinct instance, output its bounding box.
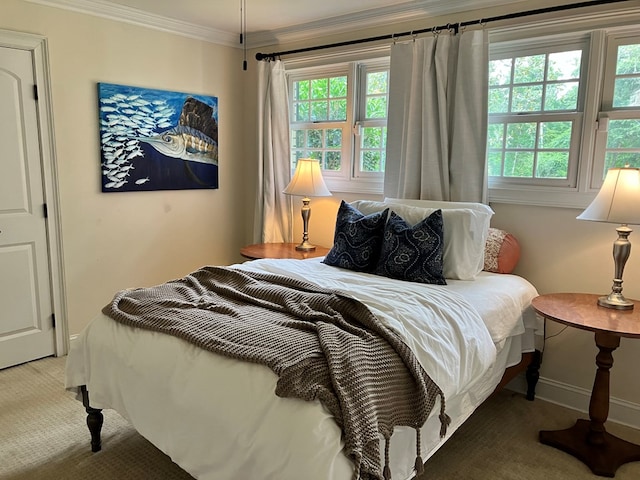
[3,0,249,336]
[246,1,640,422]
[4,0,640,423]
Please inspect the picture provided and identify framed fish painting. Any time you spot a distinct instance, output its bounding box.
[98,83,219,192]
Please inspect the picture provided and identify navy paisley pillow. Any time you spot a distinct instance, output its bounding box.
[374,210,446,285]
[323,201,389,272]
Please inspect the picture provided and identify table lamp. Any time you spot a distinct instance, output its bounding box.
[283,158,332,251]
[577,166,640,310]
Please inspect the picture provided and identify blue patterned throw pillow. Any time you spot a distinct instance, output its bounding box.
[323,201,389,272]
[374,210,446,285]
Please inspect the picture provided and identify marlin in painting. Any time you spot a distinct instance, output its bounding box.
[99,82,219,192]
[135,97,218,165]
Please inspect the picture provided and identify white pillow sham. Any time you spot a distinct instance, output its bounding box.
[350,200,493,280]
[383,198,494,216]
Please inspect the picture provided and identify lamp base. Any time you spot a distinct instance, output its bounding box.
[295,241,316,252]
[598,293,634,310]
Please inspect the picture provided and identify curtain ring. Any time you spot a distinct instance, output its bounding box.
[391,33,396,45]
[411,30,416,42]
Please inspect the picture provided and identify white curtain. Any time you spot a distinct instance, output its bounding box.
[384,30,489,202]
[254,60,293,243]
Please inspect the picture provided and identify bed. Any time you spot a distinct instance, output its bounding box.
[65,199,542,480]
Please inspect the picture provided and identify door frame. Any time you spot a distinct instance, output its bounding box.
[1,29,68,357]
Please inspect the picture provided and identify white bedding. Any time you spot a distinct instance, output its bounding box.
[65,258,539,480]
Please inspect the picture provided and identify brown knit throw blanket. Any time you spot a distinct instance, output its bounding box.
[102,266,450,480]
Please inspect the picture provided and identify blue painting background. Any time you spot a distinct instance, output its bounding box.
[98,83,219,192]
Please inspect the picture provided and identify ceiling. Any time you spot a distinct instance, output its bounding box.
[31,0,531,47]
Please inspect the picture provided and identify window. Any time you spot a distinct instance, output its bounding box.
[487,42,587,189]
[288,59,389,193]
[488,23,640,207]
[593,34,640,187]
[283,13,640,204]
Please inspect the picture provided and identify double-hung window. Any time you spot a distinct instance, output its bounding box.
[487,37,588,193]
[284,13,640,205]
[287,58,389,193]
[592,33,640,187]
[489,20,640,207]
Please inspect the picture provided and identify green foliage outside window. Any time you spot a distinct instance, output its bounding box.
[605,119,640,170]
[360,126,386,172]
[488,49,582,181]
[605,44,640,174]
[365,71,388,119]
[293,76,347,122]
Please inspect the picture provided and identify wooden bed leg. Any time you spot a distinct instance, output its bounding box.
[80,385,103,452]
[525,349,542,401]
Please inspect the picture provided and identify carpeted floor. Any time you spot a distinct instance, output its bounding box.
[1,356,639,480]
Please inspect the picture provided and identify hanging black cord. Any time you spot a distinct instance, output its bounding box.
[255,0,632,61]
[240,0,247,70]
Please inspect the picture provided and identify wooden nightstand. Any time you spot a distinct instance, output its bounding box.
[240,243,330,261]
[531,293,640,477]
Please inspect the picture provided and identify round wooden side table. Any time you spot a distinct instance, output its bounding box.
[531,293,640,477]
[240,242,330,261]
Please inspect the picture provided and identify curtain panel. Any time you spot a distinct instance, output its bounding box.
[255,60,293,243]
[384,30,489,203]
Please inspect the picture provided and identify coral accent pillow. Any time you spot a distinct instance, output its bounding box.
[483,228,521,274]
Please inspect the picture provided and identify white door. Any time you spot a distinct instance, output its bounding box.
[0,45,56,369]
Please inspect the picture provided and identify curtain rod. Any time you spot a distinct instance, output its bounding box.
[255,0,630,61]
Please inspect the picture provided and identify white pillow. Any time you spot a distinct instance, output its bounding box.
[350,200,493,280]
[383,198,494,216]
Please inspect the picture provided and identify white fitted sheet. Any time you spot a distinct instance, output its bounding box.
[65,258,539,480]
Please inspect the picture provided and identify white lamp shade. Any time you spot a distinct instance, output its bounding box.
[577,167,640,225]
[283,158,332,197]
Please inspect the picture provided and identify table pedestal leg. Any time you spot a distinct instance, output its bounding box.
[539,332,640,477]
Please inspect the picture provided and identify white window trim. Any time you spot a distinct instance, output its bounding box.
[488,9,640,208]
[286,54,389,194]
[282,7,640,202]
[487,31,595,207]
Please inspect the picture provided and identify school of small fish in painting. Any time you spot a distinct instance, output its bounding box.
[98,83,219,192]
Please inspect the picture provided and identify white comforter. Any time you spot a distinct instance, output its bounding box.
[65,258,538,480]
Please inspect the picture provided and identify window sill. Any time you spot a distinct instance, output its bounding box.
[324,178,383,195]
[488,186,597,209]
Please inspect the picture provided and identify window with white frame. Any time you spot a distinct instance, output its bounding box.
[592,34,640,187]
[283,17,640,206]
[488,23,640,207]
[288,58,389,193]
[487,39,588,189]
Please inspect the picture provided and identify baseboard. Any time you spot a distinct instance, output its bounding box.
[507,374,640,430]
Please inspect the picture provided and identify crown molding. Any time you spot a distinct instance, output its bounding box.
[25,0,238,46]
[26,0,531,48]
[251,0,527,46]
